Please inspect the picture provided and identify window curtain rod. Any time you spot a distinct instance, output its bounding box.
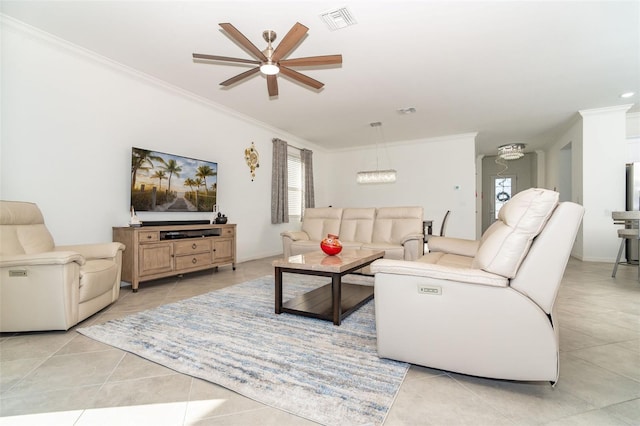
[272,138,310,153]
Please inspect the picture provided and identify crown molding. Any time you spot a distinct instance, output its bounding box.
[0,14,326,152]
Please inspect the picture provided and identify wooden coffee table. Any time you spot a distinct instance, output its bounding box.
[273,249,384,325]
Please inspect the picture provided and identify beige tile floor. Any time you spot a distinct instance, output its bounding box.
[1,257,639,425]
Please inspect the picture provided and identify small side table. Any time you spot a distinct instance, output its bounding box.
[423,220,433,243]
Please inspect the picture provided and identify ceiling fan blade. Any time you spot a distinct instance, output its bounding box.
[279,54,343,67]
[219,23,268,62]
[193,53,261,65]
[279,66,324,90]
[220,67,260,86]
[271,22,309,62]
[267,75,278,97]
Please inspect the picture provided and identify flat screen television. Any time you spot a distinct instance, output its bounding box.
[130,147,217,213]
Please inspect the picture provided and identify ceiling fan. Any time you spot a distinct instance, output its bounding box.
[193,22,342,97]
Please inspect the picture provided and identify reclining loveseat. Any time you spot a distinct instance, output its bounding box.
[371,188,584,383]
[281,207,424,267]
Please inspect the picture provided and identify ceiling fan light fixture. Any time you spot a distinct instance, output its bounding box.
[194,22,341,96]
[260,62,280,75]
[497,143,526,160]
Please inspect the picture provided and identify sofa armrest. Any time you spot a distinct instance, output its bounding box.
[400,233,424,245]
[55,242,124,260]
[401,237,424,260]
[0,251,85,268]
[280,231,310,242]
[427,236,480,257]
[371,259,507,287]
[280,231,311,258]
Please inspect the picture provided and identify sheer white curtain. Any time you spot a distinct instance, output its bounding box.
[271,138,289,224]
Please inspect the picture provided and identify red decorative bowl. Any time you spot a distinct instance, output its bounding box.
[320,234,342,256]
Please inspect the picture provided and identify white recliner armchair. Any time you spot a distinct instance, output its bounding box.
[371,188,584,383]
[0,201,125,332]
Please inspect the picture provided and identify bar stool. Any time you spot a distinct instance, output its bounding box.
[612,211,640,281]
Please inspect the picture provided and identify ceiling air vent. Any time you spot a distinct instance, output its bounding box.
[319,7,357,31]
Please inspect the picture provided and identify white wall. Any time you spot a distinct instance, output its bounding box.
[579,105,631,262]
[627,112,640,162]
[628,112,640,138]
[325,134,478,239]
[545,117,584,258]
[546,106,634,262]
[0,18,329,262]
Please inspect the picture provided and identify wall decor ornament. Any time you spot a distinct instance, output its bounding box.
[244,142,260,181]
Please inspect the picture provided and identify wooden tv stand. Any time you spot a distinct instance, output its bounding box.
[113,223,236,292]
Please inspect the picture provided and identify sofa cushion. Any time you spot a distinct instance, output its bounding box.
[301,208,343,241]
[290,239,363,255]
[371,259,508,287]
[0,201,55,255]
[418,252,475,269]
[17,225,56,254]
[339,208,375,244]
[472,188,559,278]
[289,240,324,255]
[0,224,56,255]
[79,259,119,303]
[0,201,45,226]
[339,241,364,250]
[372,207,423,244]
[361,242,404,260]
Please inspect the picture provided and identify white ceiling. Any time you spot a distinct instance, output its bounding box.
[2,1,638,155]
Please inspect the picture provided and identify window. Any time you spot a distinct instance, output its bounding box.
[494,176,514,220]
[287,148,303,218]
[271,139,314,225]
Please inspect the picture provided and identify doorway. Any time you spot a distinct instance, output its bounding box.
[490,174,516,224]
[481,153,536,233]
[558,142,572,202]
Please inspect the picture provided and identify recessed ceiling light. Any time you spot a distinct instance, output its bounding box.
[620,92,635,98]
[397,107,417,114]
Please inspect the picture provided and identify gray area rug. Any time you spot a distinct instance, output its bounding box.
[78,274,409,426]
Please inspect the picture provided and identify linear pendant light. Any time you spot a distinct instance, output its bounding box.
[356,169,397,184]
[356,122,397,184]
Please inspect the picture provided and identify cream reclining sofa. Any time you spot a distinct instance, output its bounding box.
[281,207,424,267]
[0,201,125,332]
[371,188,584,383]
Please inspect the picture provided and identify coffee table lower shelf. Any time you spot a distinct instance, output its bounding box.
[281,282,374,323]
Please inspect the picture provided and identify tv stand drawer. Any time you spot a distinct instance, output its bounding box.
[175,252,213,270]
[174,239,212,255]
[139,231,160,242]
